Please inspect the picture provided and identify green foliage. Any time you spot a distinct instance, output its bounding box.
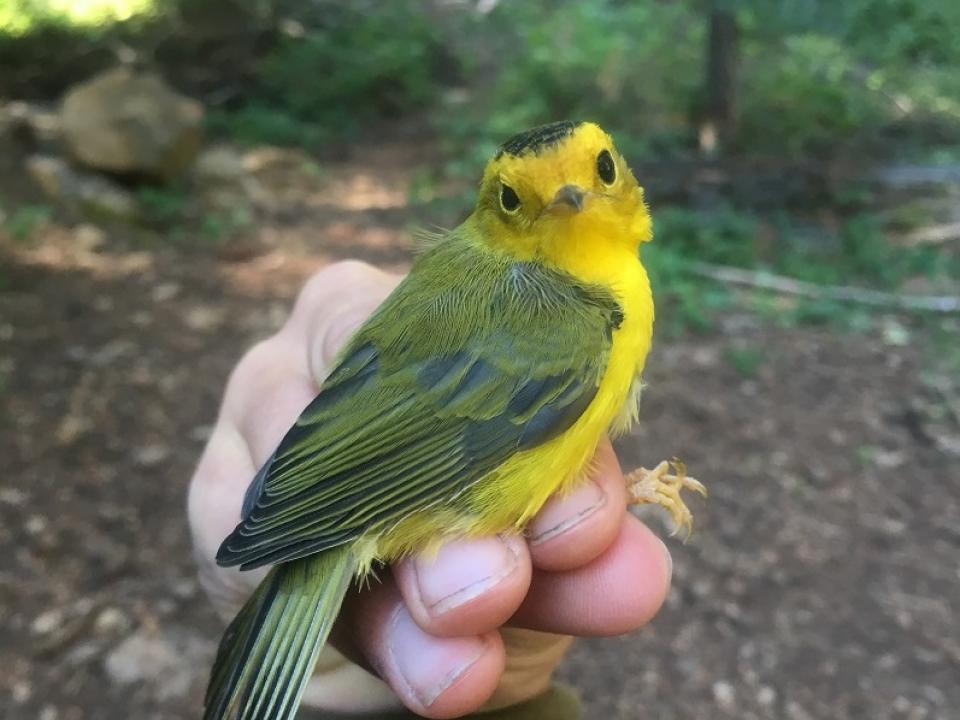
[434,0,960,162]
[0,0,155,35]
[135,181,254,244]
[736,34,888,156]
[655,205,760,266]
[136,183,189,227]
[3,204,51,242]
[725,346,766,378]
[642,242,734,336]
[437,0,702,173]
[206,106,329,149]
[198,205,254,244]
[777,214,960,292]
[644,201,960,335]
[486,1,700,142]
[214,1,443,146]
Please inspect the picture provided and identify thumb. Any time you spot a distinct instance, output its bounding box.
[281,261,402,384]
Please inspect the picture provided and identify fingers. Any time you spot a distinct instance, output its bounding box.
[388,439,638,638]
[340,574,506,719]
[343,443,671,717]
[511,514,672,636]
[393,534,532,637]
[525,438,628,572]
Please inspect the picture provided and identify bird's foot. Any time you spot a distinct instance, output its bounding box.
[626,458,707,540]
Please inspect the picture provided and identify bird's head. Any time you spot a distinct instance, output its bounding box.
[470,121,652,269]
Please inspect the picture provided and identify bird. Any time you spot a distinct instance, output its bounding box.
[204,120,705,720]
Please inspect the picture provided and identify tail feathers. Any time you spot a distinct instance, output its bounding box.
[204,547,356,720]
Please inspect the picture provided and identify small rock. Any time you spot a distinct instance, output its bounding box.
[89,339,134,366]
[171,578,199,600]
[25,514,47,535]
[757,685,777,706]
[184,305,225,331]
[31,607,64,636]
[131,310,153,327]
[786,700,815,720]
[0,487,28,505]
[56,414,93,445]
[133,444,169,467]
[12,680,31,703]
[194,145,247,184]
[882,317,910,347]
[31,598,97,654]
[152,282,181,302]
[26,155,68,197]
[105,628,214,700]
[94,607,130,635]
[712,680,736,711]
[61,67,204,179]
[26,155,139,221]
[873,448,906,469]
[65,641,101,666]
[73,223,106,251]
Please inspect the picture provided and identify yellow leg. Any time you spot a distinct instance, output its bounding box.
[626,458,707,540]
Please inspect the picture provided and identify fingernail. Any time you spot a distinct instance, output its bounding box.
[658,535,673,585]
[414,536,518,616]
[527,480,606,545]
[387,607,486,708]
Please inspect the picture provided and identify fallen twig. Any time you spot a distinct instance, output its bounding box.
[687,262,960,314]
[898,222,960,248]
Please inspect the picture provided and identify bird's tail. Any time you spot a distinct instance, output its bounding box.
[203,546,356,720]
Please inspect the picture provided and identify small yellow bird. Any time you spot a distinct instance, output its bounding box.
[204,120,705,720]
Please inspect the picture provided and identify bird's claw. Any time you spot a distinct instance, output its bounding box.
[626,458,707,540]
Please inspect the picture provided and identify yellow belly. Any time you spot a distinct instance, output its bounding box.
[372,252,653,563]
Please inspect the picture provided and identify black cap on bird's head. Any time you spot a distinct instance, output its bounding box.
[496,120,583,160]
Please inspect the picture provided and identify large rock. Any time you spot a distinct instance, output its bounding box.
[60,67,204,179]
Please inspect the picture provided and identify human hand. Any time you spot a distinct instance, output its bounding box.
[188,260,672,718]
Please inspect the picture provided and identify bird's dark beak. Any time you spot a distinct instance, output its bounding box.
[547,184,586,214]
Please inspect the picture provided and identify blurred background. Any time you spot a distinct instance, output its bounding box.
[1,1,958,718]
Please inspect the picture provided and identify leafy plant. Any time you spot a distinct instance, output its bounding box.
[725,346,766,378]
[4,204,51,242]
[214,0,445,146]
[136,183,189,227]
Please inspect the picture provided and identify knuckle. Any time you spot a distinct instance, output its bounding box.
[293,261,378,321]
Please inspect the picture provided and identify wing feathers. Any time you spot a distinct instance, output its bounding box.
[217,250,623,571]
[204,548,356,720]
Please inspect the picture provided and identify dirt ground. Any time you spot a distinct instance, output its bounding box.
[1,139,958,720]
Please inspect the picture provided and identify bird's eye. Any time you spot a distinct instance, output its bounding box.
[597,149,616,185]
[500,183,521,213]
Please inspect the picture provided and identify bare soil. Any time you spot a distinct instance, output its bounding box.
[1,139,958,720]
